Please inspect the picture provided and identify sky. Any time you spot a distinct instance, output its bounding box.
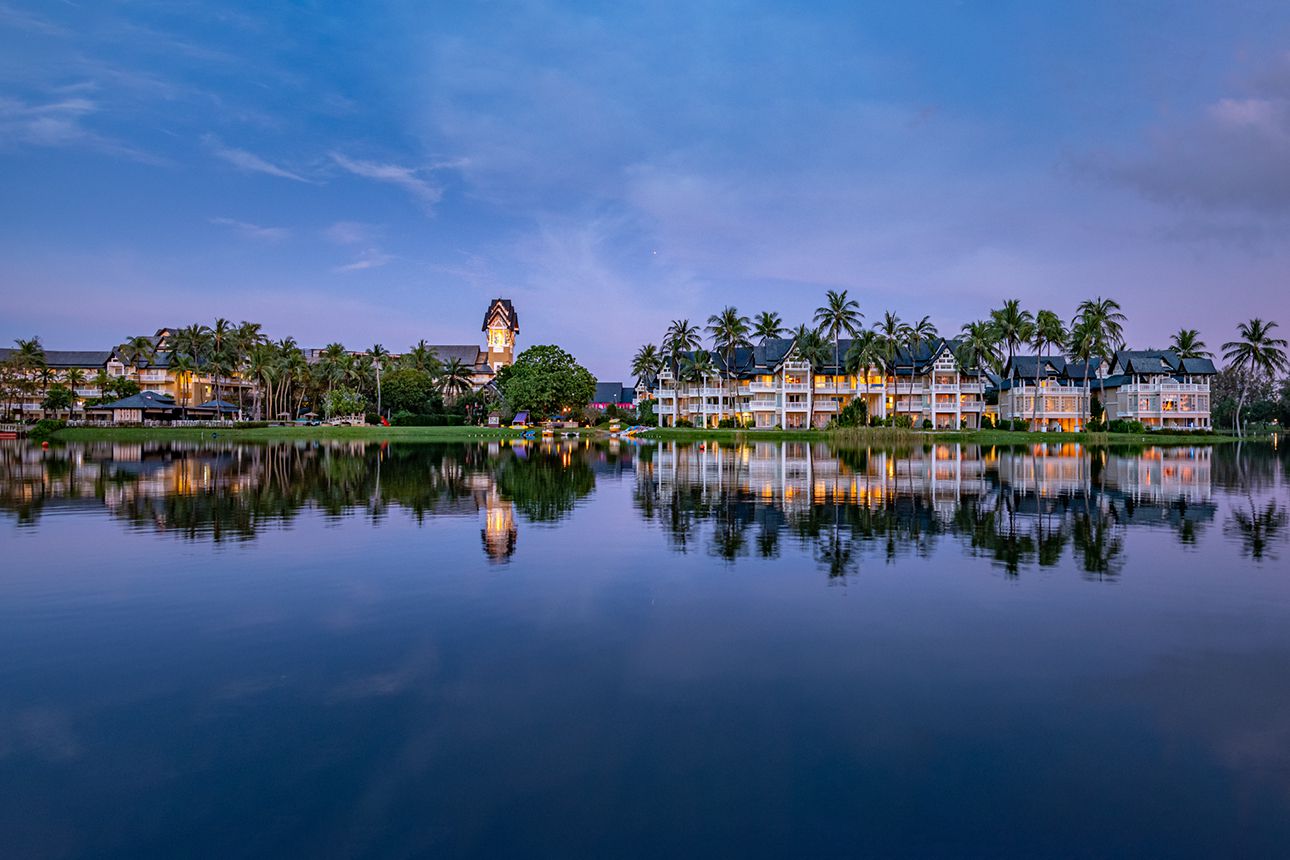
[2,1,1290,381]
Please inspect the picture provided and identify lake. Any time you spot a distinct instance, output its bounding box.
[2,437,1289,857]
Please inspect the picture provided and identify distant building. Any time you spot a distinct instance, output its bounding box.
[590,382,635,410]
[0,349,112,416]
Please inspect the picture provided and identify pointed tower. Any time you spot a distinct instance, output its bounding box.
[482,298,520,370]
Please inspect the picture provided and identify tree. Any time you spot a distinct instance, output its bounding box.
[1222,318,1289,436]
[1071,297,1127,429]
[1031,309,1067,426]
[814,289,863,380]
[706,306,751,422]
[63,368,86,417]
[42,384,73,418]
[440,358,473,404]
[664,319,701,376]
[1170,328,1211,359]
[791,324,830,430]
[381,368,443,415]
[368,344,390,417]
[494,345,597,418]
[957,320,1001,377]
[169,354,196,408]
[752,311,786,342]
[875,312,910,422]
[990,300,1034,421]
[323,385,365,419]
[630,344,664,383]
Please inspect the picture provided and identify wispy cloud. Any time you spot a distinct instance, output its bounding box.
[0,94,160,162]
[209,217,291,242]
[204,134,310,182]
[334,249,394,272]
[330,152,445,208]
[324,220,378,245]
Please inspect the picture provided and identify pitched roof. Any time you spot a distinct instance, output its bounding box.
[193,399,240,412]
[1180,356,1218,375]
[482,298,519,333]
[0,349,112,368]
[88,390,181,411]
[422,345,486,367]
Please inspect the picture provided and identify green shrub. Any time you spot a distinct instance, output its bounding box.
[31,418,67,438]
[675,418,693,428]
[921,418,933,430]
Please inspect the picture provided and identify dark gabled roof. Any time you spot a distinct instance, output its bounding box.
[1180,357,1217,375]
[193,399,240,412]
[593,382,624,403]
[421,345,486,368]
[0,348,112,368]
[482,298,519,333]
[1005,354,1068,380]
[88,390,180,411]
[1114,349,1181,375]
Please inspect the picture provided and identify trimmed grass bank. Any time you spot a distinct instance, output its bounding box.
[51,425,529,442]
[643,427,1241,445]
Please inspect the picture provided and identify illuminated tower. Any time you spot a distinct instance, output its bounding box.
[482,298,520,371]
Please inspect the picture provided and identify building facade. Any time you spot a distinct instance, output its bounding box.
[653,337,987,430]
[998,349,1215,430]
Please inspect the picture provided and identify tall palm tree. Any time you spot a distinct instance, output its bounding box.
[210,318,234,407]
[1031,309,1067,427]
[990,300,1035,421]
[844,329,885,422]
[752,311,786,343]
[813,289,863,384]
[1222,318,1289,436]
[875,312,910,423]
[369,344,390,417]
[1170,328,1211,359]
[1071,297,1127,428]
[440,358,473,404]
[664,319,701,376]
[957,320,1001,376]
[905,316,938,426]
[318,343,349,397]
[14,336,45,365]
[679,350,717,426]
[706,306,751,423]
[64,367,86,417]
[1066,317,1100,429]
[169,354,196,408]
[630,343,664,383]
[791,324,830,430]
[171,323,212,402]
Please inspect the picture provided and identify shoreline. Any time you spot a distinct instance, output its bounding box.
[35,424,1257,446]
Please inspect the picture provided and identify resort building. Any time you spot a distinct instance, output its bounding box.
[589,382,635,411]
[998,349,1215,430]
[0,349,112,417]
[653,337,987,429]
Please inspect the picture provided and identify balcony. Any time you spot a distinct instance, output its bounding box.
[749,381,776,393]
[751,400,778,411]
[783,383,808,392]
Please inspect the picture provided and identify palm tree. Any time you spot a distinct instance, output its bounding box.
[440,358,473,404]
[1170,328,1211,359]
[210,318,234,407]
[875,312,910,423]
[813,289,863,384]
[844,329,885,422]
[318,343,349,397]
[369,344,390,417]
[706,306,751,424]
[233,321,264,413]
[118,335,156,379]
[1030,309,1067,427]
[91,368,113,403]
[1071,297,1127,428]
[904,316,938,426]
[990,300,1034,421]
[1222,318,1289,436]
[14,336,45,365]
[664,319,701,375]
[630,343,664,382]
[1066,317,1099,429]
[171,323,212,402]
[679,349,717,425]
[169,354,196,408]
[957,320,1001,376]
[62,367,86,417]
[791,324,830,430]
[752,311,786,343]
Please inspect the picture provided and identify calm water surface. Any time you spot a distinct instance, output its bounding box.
[2,437,1289,857]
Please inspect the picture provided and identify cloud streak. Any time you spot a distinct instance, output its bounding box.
[330,152,444,208]
[209,216,290,241]
[204,134,310,182]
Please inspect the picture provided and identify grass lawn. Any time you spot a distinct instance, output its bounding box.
[642,426,1239,445]
[52,425,530,442]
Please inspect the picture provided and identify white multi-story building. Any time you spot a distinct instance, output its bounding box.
[998,350,1215,431]
[653,337,987,430]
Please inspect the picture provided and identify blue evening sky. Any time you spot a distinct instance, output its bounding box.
[2,1,1289,379]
